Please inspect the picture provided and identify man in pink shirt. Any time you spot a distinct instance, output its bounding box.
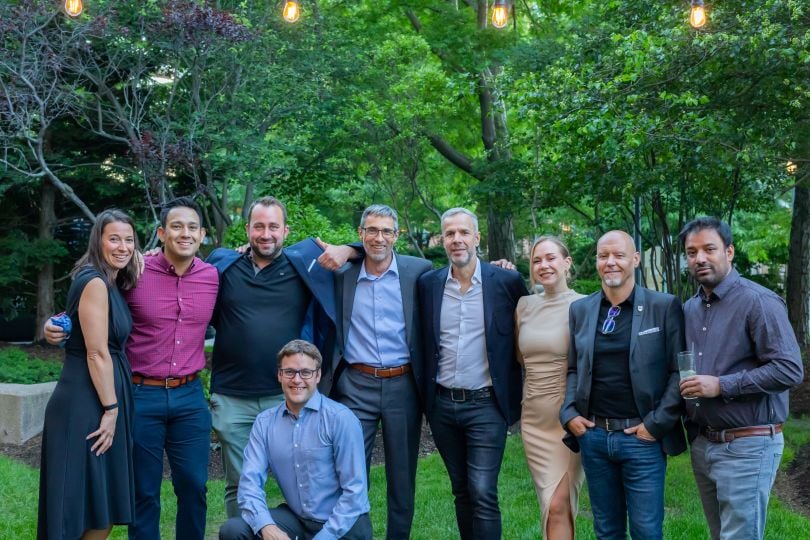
[46,197,218,540]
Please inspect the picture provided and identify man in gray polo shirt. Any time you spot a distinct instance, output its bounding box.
[679,216,803,539]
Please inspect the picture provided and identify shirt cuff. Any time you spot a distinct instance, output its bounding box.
[248,510,275,536]
[718,373,741,399]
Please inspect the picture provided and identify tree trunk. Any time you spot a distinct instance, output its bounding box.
[34,180,56,343]
[787,179,810,363]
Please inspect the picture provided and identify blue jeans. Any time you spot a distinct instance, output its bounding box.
[690,433,783,540]
[578,427,667,539]
[129,378,211,540]
[428,392,507,540]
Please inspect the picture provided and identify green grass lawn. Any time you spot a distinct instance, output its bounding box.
[3,419,810,539]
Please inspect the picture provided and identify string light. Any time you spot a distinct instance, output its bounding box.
[282,0,300,23]
[64,0,83,17]
[690,0,707,29]
[491,0,508,29]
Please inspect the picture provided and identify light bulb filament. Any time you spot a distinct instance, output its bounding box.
[64,0,83,17]
[491,4,508,29]
[283,0,300,23]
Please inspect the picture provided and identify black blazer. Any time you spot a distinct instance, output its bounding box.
[327,253,433,399]
[418,261,529,425]
[560,285,687,456]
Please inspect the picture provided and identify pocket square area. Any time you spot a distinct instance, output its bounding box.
[638,327,661,336]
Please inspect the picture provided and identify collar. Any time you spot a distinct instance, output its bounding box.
[151,249,196,275]
[697,268,739,301]
[247,247,286,270]
[281,390,323,417]
[600,286,635,308]
[446,257,482,285]
[358,252,399,282]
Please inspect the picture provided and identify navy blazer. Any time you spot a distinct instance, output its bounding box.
[418,261,529,425]
[332,253,433,400]
[559,285,687,456]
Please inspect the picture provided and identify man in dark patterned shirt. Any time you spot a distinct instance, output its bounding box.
[679,216,803,540]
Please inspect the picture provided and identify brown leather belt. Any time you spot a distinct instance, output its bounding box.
[702,423,782,443]
[132,372,198,389]
[349,363,411,378]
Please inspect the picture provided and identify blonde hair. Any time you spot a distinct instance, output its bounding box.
[529,235,571,288]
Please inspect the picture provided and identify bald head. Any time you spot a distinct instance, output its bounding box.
[596,230,639,294]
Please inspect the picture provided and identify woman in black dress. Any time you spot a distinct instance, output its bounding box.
[37,209,139,539]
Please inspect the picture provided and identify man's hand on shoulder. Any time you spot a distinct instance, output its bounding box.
[260,524,291,540]
[316,237,360,271]
[490,258,516,271]
[565,415,595,437]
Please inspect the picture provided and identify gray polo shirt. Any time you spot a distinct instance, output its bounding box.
[437,258,492,390]
[683,269,803,429]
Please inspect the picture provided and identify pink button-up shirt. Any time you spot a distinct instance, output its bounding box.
[124,251,219,378]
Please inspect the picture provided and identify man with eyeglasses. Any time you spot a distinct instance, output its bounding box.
[219,339,372,540]
[678,217,802,540]
[560,230,686,539]
[331,204,432,539]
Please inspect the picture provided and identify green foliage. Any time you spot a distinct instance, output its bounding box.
[0,348,62,384]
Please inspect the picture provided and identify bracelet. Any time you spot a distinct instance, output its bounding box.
[103,402,119,411]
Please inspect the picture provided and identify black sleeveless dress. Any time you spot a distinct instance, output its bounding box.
[37,267,135,539]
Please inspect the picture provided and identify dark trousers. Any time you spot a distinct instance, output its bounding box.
[578,427,667,539]
[428,391,507,540]
[333,367,421,540]
[129,378,211,540]
[219,504,373,540]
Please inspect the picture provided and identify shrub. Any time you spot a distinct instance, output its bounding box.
[0,347,62,384]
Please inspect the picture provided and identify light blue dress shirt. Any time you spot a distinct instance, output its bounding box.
[344,255,410,367]
[237,391,370,539]
[437,257,491,389]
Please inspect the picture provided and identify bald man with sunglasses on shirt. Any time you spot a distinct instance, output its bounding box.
[560,230,686,540]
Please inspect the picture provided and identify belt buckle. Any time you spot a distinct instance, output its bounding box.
[373,367,382,378]
[450,388,466,402]
[164,377,176,389]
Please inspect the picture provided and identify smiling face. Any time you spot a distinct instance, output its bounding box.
[442,212,480,270]
[158,206,204,263]
[596,231,639,292]
[101,221,136,274]
[247,203,289,265]
[684,228,734,296]
[278,352,321,416]
[359,214,397,267]
[531,240,571,293]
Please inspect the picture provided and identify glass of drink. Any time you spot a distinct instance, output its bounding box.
[678,351,697,400]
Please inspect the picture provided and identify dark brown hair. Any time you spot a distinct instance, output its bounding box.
[72,209,140,290]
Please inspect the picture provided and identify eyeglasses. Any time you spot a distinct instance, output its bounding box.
[278,368,320,380]
[361,227,397,239]
[601,305,621,334]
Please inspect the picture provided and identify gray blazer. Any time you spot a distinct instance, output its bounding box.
[560,285,687,456]
[326,253,432,401]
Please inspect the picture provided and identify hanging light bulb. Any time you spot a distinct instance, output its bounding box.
[491,0,509,29]
[282,0,300,23]
[690,0,707,29]
[64,0,83,17]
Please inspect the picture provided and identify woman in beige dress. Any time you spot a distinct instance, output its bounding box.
[516,236,585,539]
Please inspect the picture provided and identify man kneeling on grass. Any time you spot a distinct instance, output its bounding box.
[219,339,372,540]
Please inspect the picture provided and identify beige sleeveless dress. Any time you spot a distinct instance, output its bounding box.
[516,290,585,537]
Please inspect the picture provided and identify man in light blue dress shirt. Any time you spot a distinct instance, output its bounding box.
[332,204,432,539]
[219,339,372,540]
